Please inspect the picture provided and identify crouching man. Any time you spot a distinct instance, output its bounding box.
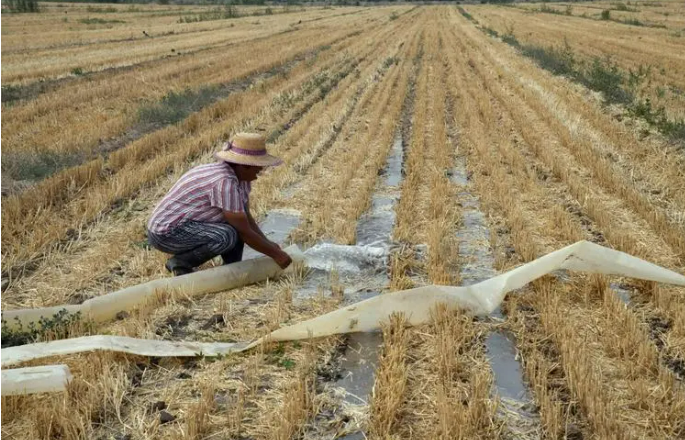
[147,133,292,276]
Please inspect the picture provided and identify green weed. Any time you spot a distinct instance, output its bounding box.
[137,86,220,125]
[2,149,84,181]
[78,17,125,25]
[1,310,88,348]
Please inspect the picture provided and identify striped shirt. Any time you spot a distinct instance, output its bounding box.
[147,162,251,235]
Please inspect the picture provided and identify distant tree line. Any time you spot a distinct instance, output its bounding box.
[16,0,600,7]
[3,0,40,12]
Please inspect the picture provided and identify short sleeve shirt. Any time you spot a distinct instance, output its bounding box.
[147,162,251,235]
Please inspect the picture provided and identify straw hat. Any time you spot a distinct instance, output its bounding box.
[215,133,282,167]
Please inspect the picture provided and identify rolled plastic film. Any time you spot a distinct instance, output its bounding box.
[1,245,305,331]
[3,241,685,395]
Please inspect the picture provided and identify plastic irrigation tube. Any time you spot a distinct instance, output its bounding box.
[1,245,305,331]
[1,365,72,396]
[3,241,685,395]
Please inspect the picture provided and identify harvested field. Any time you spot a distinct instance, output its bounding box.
[2,2,685,439]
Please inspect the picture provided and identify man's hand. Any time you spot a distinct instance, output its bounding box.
[273,248,293,270]
[223,211,292,269]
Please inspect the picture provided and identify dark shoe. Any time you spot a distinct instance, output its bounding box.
[165,259,194,277]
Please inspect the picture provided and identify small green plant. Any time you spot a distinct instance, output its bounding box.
[265,7,273,15]
[279,357,296,370]
[601,9,611,20]
[1,310,85,348]
[383,56,399,69]
[627,64,651,90]
[71,66,85,76]
[390,11,399,21]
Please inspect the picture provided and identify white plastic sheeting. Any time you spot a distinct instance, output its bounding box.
[1,365,72,395]
[2,246,305,331]
[3,241,685,395]
[304,243,388,273]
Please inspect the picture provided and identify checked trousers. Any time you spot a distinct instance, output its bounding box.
[148,221,244,271]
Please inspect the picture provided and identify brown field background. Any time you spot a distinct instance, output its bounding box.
[2,1,685,439]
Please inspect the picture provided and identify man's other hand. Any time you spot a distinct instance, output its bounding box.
[274,249,293,270]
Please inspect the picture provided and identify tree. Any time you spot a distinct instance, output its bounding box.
[6,0,40,12]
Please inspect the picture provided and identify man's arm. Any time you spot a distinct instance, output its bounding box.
[223,211,292,269]
[245,203,270,242]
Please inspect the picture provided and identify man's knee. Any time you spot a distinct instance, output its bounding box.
[209,227,238,255]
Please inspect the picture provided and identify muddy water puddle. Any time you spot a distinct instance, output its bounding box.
[451,157,541,437]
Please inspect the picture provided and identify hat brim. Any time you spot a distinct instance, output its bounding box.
[215,150,283,167]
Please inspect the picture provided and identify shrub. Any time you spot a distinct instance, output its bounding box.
[482,26,499,38]
[383,56,399,69]
[71,66,85,75]
[631,99,685,142]
[86,6,117,13]
[501,32,520,47]
[1,85,25,103]
[601,9,611,20]
[521,43,576,77]
[623,17,643,26]
[582,58,631,104]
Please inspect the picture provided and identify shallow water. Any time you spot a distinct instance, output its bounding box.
[323,133,403,435]
[355,195,397,248]
[335,331,382,405]
[243,209,301,260]
[610,281,632,304]
[383,133,404,188]
[485,331,530,401]
[452,157,540,436]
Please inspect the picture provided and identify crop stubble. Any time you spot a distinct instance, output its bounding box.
[2,4,685,440]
